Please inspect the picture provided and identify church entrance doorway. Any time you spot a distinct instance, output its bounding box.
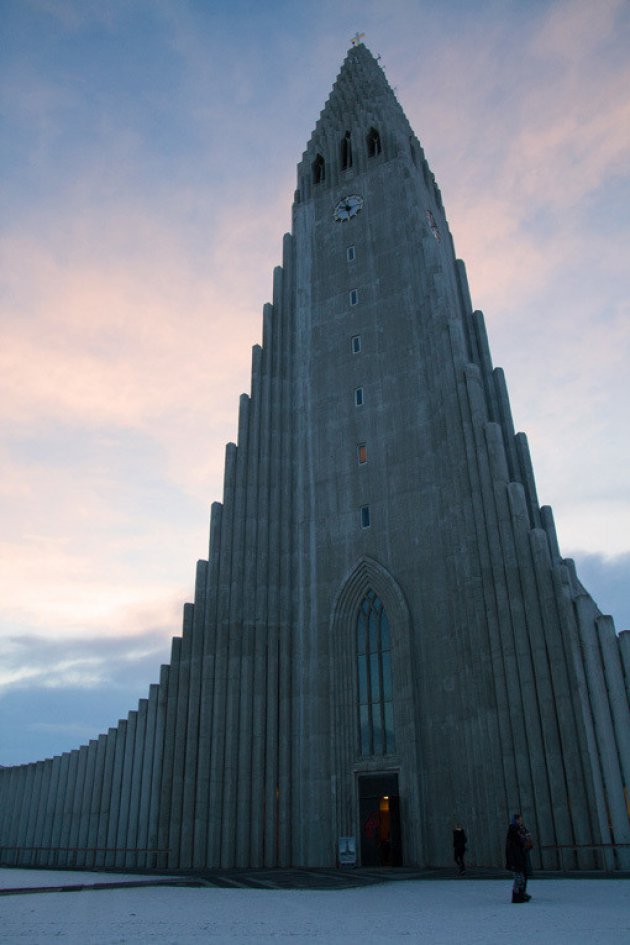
[358,773,402,866]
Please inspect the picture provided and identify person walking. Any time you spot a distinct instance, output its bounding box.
[452,823,467,875]
[505,813,531,903]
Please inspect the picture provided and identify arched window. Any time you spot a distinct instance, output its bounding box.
[367,127,381,157]
[312,153,326,184]
[341,131,352,170]
[357,590,395,756]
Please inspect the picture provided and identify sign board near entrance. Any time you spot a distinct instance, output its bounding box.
[338,836,357,866]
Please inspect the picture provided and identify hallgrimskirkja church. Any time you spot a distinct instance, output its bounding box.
[1,42,629,873]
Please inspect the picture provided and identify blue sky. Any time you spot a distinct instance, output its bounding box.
[1,0,629,765]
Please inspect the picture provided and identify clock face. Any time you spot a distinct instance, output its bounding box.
[334,194,364,222]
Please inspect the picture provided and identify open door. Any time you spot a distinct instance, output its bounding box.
[358,773,402,866]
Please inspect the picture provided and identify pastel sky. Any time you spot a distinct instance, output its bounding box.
[1,0,629,766]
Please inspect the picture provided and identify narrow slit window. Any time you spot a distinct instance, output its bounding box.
[354,387,364,406]
[312,154,326,184]
[350,288,359,306]
[367,127,382,157]
[347,245,356,262]
[361,505,370,528]
[357,443,367,464]
[341,131,353,170]
[351,335,361,354]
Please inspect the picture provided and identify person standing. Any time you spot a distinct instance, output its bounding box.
[505,813,531,903]
[453,822,467,875]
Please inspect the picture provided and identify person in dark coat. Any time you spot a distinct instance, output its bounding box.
[505,813,531,903]
[452,823,467,874]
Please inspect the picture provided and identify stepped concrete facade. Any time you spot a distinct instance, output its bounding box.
[1,43,629,873]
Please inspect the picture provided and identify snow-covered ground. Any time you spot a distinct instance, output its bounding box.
[1,869,628,944]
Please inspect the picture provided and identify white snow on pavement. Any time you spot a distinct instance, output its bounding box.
[1,869,628,945]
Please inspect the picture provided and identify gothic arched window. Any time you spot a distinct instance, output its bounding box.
[367,127,382,157]
[341,131,353,170]
[312,153,326,184]
[357,590,395,756]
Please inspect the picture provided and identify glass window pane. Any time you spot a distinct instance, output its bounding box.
[368,608,378,652]
[384,702,395,753]
[360,704,370,756]
[380,611,390,650]
[357,614,367,655]
[357,654,368,703]
[370,652,381,703]
[381,650,393,701]
[372,709,383,755]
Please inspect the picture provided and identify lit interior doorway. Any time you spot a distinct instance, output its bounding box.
[358,773,402,866]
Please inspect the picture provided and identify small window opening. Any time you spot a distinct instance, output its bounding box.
[355,387,364,406]
[347,245,356,262]
[312,154,326,184]
[341,131,353,170]
[358,443,367,465]
[367,127,382,157]
[350,288,359,306]
[361,505,371,528]
[351,335,361,354]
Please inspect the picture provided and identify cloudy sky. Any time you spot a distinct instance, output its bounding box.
[1,0,629,766]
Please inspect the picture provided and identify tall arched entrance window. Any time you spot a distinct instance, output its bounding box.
[356,590,395,756]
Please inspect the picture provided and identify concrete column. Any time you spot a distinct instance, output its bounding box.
[76,739,98,867]
[0,767,16,862]
[619,630,630,701]
[514,433,541,529]
[137,684,158,869]
[31,760,51,866]
[14,766,32,865]
[207,443,238,866]
[167,604,194,868]
[77,739,98,866]
[278,237,294,868]
[105,720,127,868]
[221,396,251,867]
[115,710,138,868]
[147,671,168,869]
[157,637,181,870]
[267,272,286,866]
[192,504,222,868]
[0,766,16,863]
[59,750,79,866]
[243,346,266,868]
[23,761,45,866]
[126,698,148,868]
[8,766,26,865]
[235,352,262,868]
[50,753,70,867]
[67,747,88,866]
[39,755,62,867]
[181,562,209,867]
[95,729,117,868]
[88,734,108,868]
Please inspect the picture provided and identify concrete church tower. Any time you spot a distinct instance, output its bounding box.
[1,42,629,873]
